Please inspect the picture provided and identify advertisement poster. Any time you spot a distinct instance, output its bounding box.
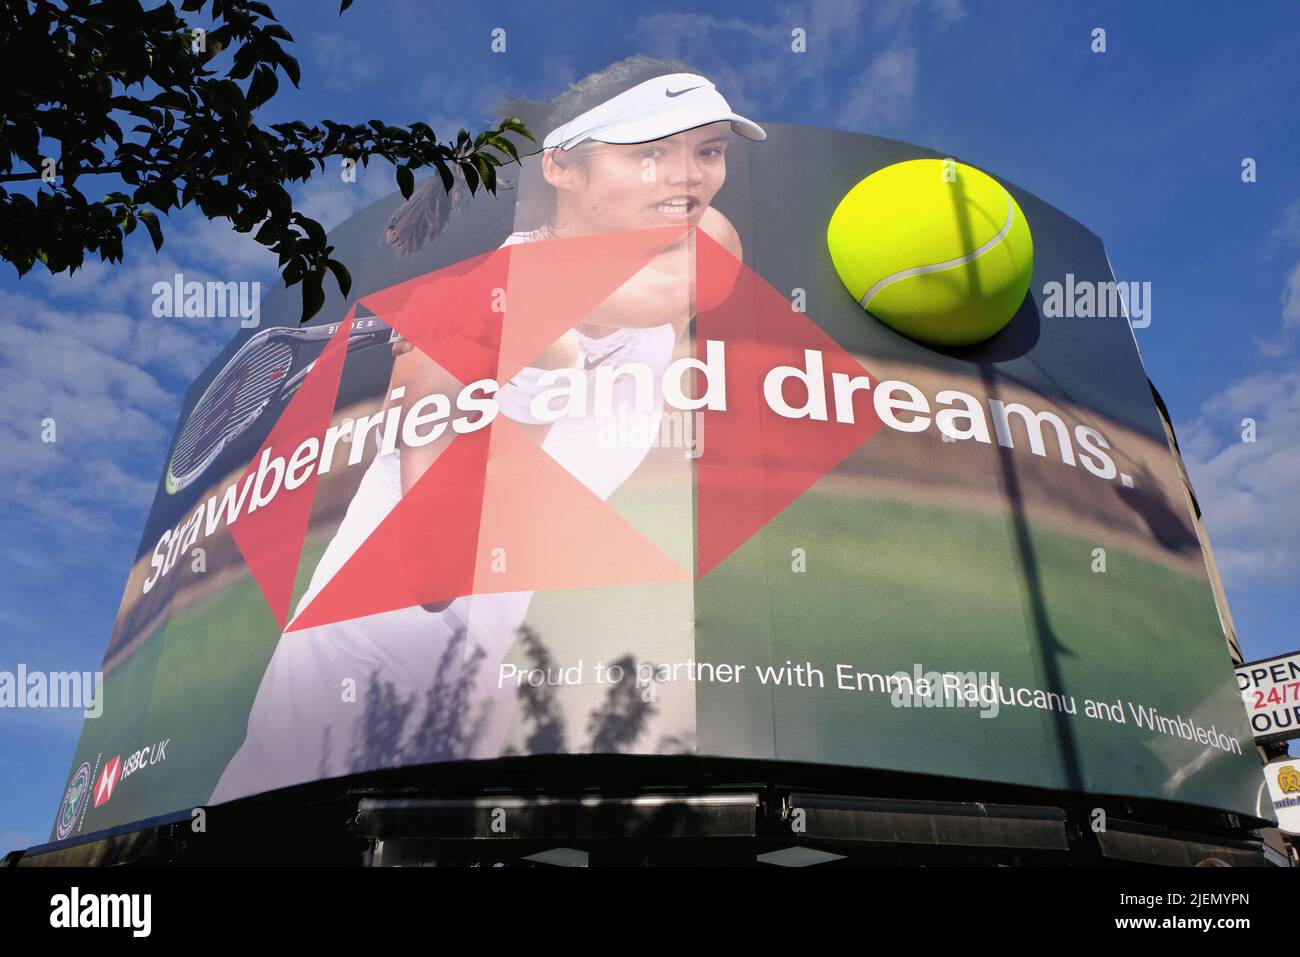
[51,63,1262,844]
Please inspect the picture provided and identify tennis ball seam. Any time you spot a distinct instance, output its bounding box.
[859,195,1016,310]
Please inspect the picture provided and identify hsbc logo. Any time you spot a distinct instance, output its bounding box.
[93,755,121,808]
[122,739,169,780]
[94,739,171,807]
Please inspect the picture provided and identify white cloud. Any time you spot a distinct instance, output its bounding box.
[540,57,577,95]
[1275,199,1300,242]
[630,2,937,134]
[416,75,513,141]
[30,230,270,317]
[930,0,968,23]
[877,0,966,28]
[1177,370,1300,585]
[1254,260,1300,357]
[634,10,778,48]
[1284,262,1300,329]
[0,291,185,527]
[25,168,394,333]
[171,214,278,277]
[308,33,380,91]
[631,5,859,112]
[837,47,918,131]
[805,0,870,38]
[0,259,244,566]
[0,160,405,568]
[290,164,396,232]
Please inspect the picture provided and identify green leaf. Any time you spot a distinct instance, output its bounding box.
[490,135,519,164]
[499,117,536,143]
[152,90,189,110]
[325,258,352,297]
[433,160,454,192]
[247,65,279,109]
[138,210,163,251]
[460,160,480,193]
[278,50,301,87]
[230,43,258,80]
[306,223,328,250]
[299,270,325,323]
[396,165,414,199]
[254,217,278,244]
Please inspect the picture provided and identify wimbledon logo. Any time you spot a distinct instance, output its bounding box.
[56,761,91,840]
[827,158,1035,347]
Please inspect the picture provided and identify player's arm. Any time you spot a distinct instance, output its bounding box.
[383,339,574,488]
[579,206,743,334]
[381,345,462,496]
[380,345,481,614]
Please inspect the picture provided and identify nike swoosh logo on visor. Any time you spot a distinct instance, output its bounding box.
[665,86,702,97]
[584,345,624,371]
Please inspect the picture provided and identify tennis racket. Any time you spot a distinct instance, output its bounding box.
[163,316,398,495]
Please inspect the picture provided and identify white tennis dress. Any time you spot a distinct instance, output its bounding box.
[209,227,678,804]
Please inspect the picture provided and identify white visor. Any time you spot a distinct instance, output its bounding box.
[541,73,767,151]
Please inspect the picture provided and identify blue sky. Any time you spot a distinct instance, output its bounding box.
[2,0,1298,851]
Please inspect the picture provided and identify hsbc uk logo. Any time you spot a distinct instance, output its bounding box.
[93,754,121,808]
[92,739,170,808]
[123,739,169,779]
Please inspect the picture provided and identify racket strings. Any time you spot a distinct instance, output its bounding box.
[168,342,296,489]
[165,320,392,494]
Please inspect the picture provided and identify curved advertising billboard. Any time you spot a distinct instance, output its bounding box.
[50,69,1262,843]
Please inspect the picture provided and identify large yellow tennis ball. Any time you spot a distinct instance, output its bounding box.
[827,159,1034,347]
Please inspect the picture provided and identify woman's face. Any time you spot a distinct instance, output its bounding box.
[545,120,731,234]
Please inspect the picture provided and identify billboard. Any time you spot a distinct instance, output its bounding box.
[1236,652,1300,743]
[50,65,1264,843]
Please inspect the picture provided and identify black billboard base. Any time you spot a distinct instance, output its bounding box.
[10,755,1286,868]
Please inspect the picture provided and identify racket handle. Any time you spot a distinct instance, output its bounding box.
[281,326,399,397]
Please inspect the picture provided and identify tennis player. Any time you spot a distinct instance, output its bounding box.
[210,57,764,803]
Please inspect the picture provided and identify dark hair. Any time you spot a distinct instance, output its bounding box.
[386,56,704,251]
[494,55,702,231]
